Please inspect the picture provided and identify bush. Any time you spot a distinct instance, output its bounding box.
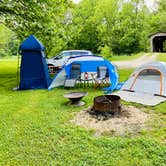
[99,45,112,59]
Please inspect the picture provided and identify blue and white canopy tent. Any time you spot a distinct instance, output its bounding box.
[19,35,51,90]
[48,55,119,92]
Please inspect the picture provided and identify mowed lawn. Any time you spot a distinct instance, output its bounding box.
[0,60,166,165]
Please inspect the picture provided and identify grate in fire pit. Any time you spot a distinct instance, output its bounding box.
[92,95,121,115]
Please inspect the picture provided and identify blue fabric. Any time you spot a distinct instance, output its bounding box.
[19,35,45,51]
[49,55,119,92]
[65,60,106,78]
[102,60,119,92]
[115,82,124,90]
[19,35,51,90]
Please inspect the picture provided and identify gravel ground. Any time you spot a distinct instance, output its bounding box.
[71,106,149,136]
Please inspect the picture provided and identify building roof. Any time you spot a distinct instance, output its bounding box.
[149,32,166,38]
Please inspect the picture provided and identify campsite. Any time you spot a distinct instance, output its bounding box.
[0,0,166,165]
[0,52,166,165]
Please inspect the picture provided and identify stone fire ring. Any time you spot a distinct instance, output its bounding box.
[64,92,88,106]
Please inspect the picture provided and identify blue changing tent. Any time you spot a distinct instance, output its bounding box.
[48,55,119,91]
[19,35,51,90]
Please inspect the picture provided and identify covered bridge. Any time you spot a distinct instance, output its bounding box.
[150,32,166,52]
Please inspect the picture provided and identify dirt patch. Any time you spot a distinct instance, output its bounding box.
[71,106,149,136]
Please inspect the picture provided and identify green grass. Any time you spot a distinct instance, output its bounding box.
[156,53,166,62]
[0,56,18,60]
[0,60,166,165]
[111,52,153,61]
[118,68,134,82]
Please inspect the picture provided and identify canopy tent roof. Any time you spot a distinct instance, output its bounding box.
[19,35,45,51]
[48,55,119,91]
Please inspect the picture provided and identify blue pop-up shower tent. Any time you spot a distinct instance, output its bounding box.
[19,35,51,90]
[48,55,119,91]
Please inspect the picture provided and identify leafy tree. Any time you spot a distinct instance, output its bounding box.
[0,0,72,57]
[149,0,166,33]
[0,24,18,57]
[0,0,160,57]
[68,0,99,53]
[93,0,149,54]
[118,0,149,53]
[94,0,119,54]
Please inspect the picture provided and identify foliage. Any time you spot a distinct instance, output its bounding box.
[0,24,19,57]
[0,0,166,57]
[68,0,99,53]
[94,0,119,52]
[98,45,112,59]
[0,0,72,57]
[149,0,166,33]
[70,0,151,55]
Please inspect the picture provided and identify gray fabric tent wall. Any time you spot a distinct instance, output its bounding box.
[122,62,166,97]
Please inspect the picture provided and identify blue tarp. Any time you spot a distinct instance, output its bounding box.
[19,35,51,90]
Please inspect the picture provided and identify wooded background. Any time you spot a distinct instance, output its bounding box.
[0,0,166,58]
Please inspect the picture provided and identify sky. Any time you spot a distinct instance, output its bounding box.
[73,0,81,4]
[73,0,156,10]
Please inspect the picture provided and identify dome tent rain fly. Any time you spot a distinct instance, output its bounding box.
[116,62,166,106]
[19,35,51,90]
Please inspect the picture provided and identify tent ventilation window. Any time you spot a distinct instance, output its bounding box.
[138,69,160,81]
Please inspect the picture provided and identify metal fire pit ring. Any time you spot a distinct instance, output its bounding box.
[64,92,88,106]
[92,94,121,114]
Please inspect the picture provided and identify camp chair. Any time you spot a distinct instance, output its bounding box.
[70,63,81,80]
[64,63,81,88]
[92,66,109,88]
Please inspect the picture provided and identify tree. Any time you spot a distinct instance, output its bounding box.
[68,0,99,53]
[149,0,166,33]
[0,0,72,57]
[117,0,149,53]
[93,0,149,54]
[0,24,18,57]
[94,0,119,53]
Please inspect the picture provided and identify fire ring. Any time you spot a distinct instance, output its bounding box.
[92,95,121,114]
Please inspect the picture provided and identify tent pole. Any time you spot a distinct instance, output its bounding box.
[16,51,20,89]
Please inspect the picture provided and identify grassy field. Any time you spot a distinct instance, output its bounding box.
[111,52,153,61]
[0,60,166,165]
[156,53,166,61]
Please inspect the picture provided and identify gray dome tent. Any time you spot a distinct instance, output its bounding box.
[122,62,166,96]
[116,62,166,106]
